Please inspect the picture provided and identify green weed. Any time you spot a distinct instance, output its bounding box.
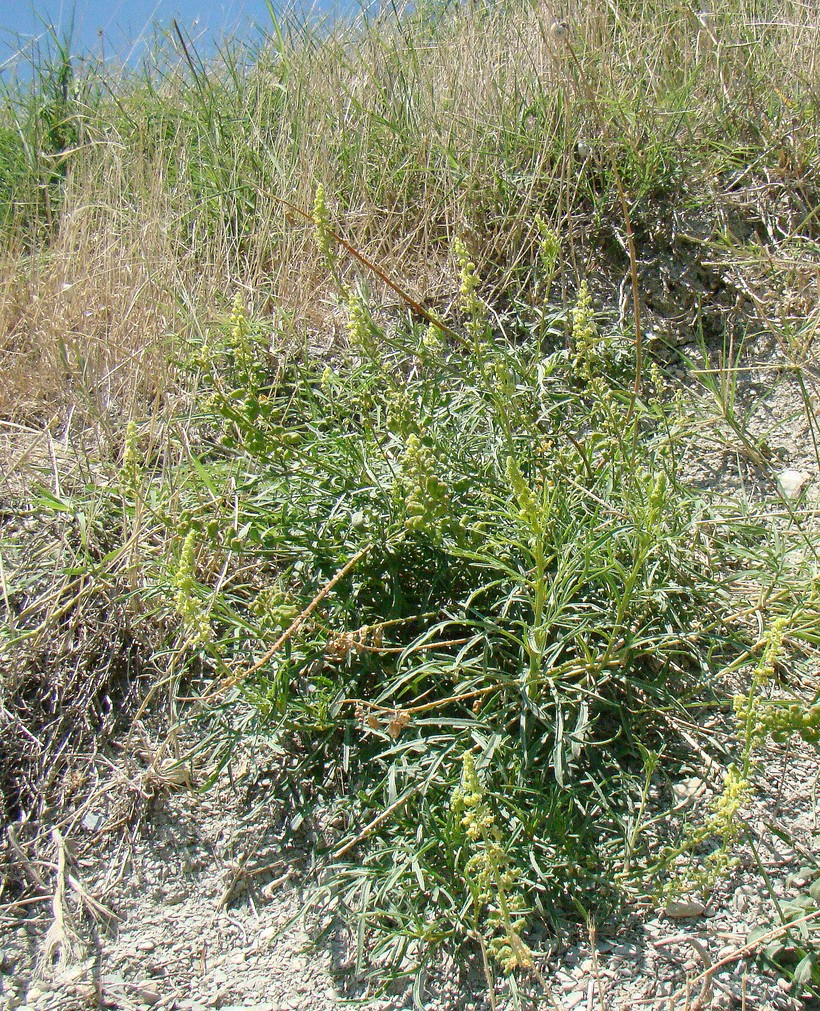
[136,260,816,993]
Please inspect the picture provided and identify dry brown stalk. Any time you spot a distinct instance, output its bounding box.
[257,188,463,342]
[331,786,421,860]
[343,684,500,718]
[202,543,371,700]
[37,828,80,979]
[588,920,608,1011]
[654,934,713,1011]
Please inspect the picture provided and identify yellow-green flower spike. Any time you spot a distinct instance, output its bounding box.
[314,183,334,262]
[451,751,533,974]
[172,530,212,645]
[571,280,597,379]
[347,289,375,356]
[453,236,487,342]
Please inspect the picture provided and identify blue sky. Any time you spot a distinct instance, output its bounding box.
[0,0,355,74]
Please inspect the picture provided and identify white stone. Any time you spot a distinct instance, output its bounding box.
[558,972,577,992]
[132,983,161,1006]
[81,811,106,832]
[612,942,638,956]
[777,469,810,499]
[733,886,753,913]
[665,898,706,918]
[672,777,704,804]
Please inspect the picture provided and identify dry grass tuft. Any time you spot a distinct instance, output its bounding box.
[0,0,817,432]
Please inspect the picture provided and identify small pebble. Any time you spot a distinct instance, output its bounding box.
[777,469,809,499]
[665,898,706,918]
[0,951,18,973]
[132,983,162,1006]
[81,811,106,832]
[612,942,638,956]
[558,974,577,993]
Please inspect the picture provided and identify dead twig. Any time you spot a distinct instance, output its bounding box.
[37,828,81,979]
[203,544,371,700]
[332,786,421,860]
[654,934,713,1011]
[5,823,49,890]
[667,908,820,1008]
[588,920,608,1011]
[256,189,463,342]
[65,872,121,925]
[473,930,499,1011]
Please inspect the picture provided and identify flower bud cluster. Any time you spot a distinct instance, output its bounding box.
[313,183,334,264]
[451,753,533,974]
[672,618,795,893]
[453,237,487,342]
[402,433,450,539]
[571,281,597,381]
[535,217,560,301]
[252,584,300,631]
[347,289,377,357]
[505,457,552,545]
[172,530,212,645]
[384,385,415,437]
[228,291,254,377]
[121,420,141,495]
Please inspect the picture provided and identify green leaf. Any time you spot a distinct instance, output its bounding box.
[791,951,818,990]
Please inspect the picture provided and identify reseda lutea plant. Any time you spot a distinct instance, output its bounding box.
[168,237,801,990]
[451,751,534,975]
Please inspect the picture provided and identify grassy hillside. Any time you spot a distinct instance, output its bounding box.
[1,0,818,421]
[2,0,820,1001]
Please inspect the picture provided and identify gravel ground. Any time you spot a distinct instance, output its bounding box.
[1,725,817,1011]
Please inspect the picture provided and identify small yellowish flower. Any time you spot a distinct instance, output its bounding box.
[571,280,597,378]
[453,236,487,342]
[173,530,212,645]
[451,752,533,973]
[347,289,375,356]
[535,217,560,300]
[314,183,334,263]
